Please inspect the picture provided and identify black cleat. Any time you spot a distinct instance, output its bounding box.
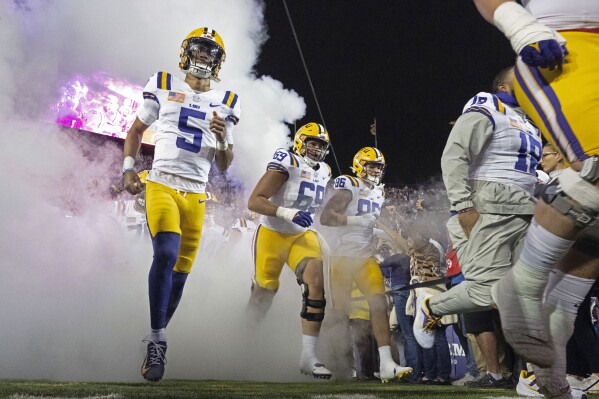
[141,340,167,382]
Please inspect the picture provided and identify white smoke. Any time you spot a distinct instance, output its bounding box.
[0,0,313,382]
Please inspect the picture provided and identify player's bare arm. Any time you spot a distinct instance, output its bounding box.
[474,0,510,23]
[122,117,149,195]
[247,170,289,217]
[211,111,234,171]
[319,189,352,226]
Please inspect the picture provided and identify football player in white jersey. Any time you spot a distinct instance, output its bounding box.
[319,147,413,382]
[247,122,332,379]
[122,27,241,382]
[414,67,540,387]
[473,2,599,395]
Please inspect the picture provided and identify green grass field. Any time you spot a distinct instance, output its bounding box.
[0,379,531,399]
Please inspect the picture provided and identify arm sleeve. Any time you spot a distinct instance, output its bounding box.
[441,111,494,211]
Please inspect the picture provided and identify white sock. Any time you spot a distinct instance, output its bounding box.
[301,334,318,359]
[378,345,393,365]
[545,271,595,315]
[151,328,166,342]
[519,219,574,273]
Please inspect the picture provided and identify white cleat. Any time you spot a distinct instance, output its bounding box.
[379,362,412,383]
[516,370,544,397]
[413,292,438,349]
[299,357,332,380]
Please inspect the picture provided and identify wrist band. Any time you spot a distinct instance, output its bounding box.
[216,140,228,151]
[122,156,135,174]
[457,207,474,214]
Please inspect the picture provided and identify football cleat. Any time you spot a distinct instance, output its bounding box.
[378,362,412,383]
[413,292,440,349]
[452,373,482,386]
[568,375,599,392]
[535,366,588,399]
[141,340,167,382]
[465,373,512,389]
[299,356,332,380]
[516,370,543,397]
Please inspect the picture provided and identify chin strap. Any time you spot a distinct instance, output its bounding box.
[303,156,318,168]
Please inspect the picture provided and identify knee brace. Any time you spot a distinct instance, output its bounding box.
[299,282,326,321]
[539,173,599,228]
[296,258,326,322]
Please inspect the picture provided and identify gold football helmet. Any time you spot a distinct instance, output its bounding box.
[352,147,386,185]
[179,27,226,81]
[293,122,330,164]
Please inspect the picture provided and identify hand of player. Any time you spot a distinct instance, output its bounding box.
[292,211,313,228]
[210,111,227,143]
[520,39,567,71]
[123,170,143,195]
[458,208,480,239]
[415,199,425,211]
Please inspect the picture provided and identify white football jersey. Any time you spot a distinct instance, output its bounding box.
[137,71,241,192]
[522,0,599,30]
[261,149,332,235]
[462,92,541,194]
[329,175,384,258]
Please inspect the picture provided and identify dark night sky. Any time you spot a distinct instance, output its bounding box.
[255,1,516,185]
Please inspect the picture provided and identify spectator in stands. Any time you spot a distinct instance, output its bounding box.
[379,247,423,383]
[377,217,453,385]
[540,143,565,178]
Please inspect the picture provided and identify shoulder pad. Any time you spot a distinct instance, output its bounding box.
[221,90,239,109]
[462,92,506,115]
[266,148,298,174]
[333,175,360,189]
[155,71,173,91]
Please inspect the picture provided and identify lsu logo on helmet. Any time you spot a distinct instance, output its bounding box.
[293,122,330,163]
[352,147,386,185]
[179,27,226,81]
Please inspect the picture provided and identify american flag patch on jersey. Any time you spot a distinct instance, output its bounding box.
[300,170,312,179]
[509,117,525,130]
[168,91,185,103]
